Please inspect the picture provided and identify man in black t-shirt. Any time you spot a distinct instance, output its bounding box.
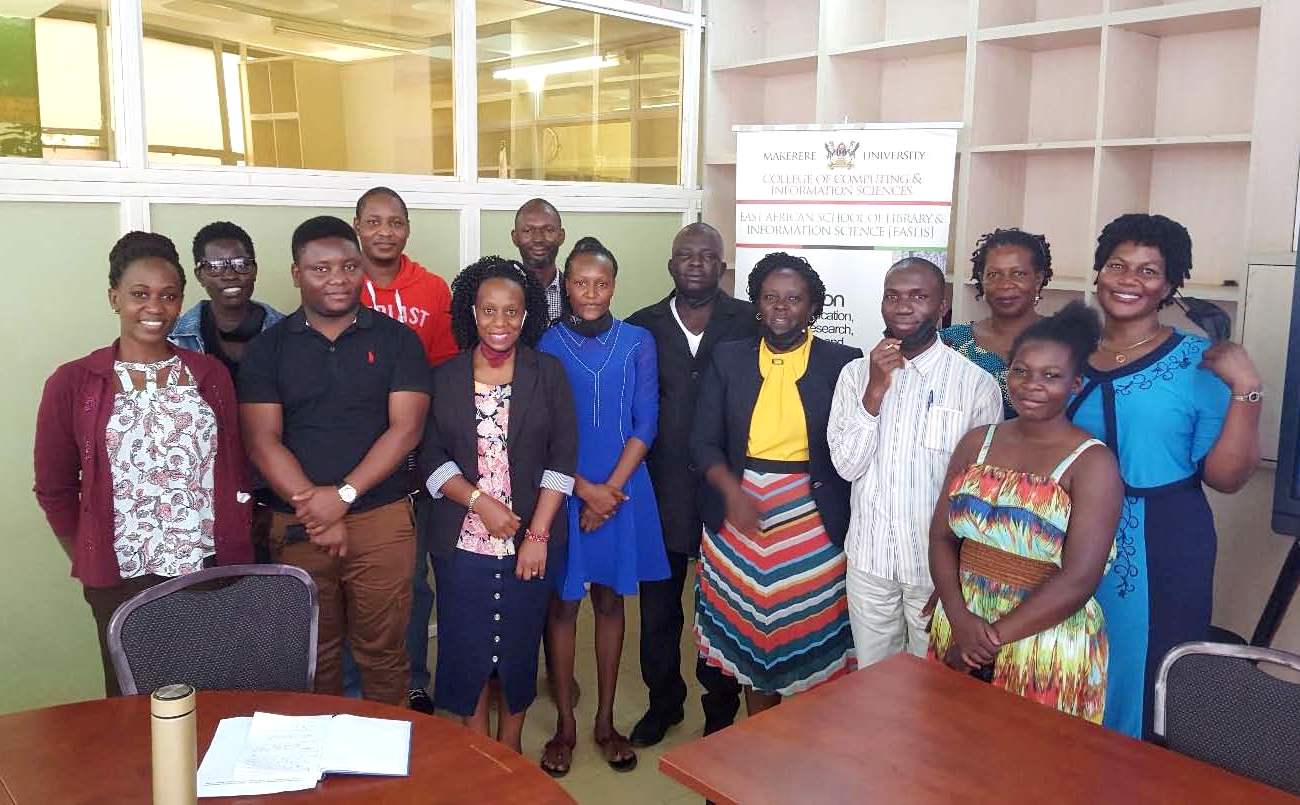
[239,216,430,706]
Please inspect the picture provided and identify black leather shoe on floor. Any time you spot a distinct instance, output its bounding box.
[408,688,435,714]
[629,707,685,748]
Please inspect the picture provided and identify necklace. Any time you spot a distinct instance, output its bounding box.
[1102,327,1164,364]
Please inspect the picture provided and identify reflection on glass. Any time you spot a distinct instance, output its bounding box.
[0,2,111,160]
[140,0,453,173]
[477,1,682,184]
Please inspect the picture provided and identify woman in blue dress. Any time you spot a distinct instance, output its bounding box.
[1068,214,1262,739]
[538,237,669,776]
[940,228,1053,419]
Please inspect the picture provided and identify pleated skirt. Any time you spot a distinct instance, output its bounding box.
[694,467,856,696]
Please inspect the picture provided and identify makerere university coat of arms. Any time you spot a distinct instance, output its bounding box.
[825,141,860,169]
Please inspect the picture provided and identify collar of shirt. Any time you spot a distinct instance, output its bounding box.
[286,305,372,335]
[901,336,945,378]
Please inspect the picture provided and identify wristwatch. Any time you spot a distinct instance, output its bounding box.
[337,483,358,504]
[1231,389,1263,404]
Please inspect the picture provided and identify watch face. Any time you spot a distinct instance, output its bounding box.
[338,484,357,503]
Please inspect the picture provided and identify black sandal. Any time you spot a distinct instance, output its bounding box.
[540,736,575,778]
[594,731,638,773]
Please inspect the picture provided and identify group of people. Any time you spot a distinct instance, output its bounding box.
[34,193,1263,777]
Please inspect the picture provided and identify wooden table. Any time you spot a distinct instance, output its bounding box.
[0,690,572,804]
[660,654,1299,804]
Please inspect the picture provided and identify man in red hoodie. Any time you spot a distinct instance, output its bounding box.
[354,186,454,713]
[354,186,457,367]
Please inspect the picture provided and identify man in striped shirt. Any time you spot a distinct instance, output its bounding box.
[827,257,1002,667]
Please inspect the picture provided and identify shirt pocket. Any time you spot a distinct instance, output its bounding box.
[922,406,965,454]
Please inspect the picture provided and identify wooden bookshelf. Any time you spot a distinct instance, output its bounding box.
[701,0,1298,336]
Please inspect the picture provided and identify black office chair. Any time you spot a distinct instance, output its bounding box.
[107,564,318,696]
[1154,641,1300,796]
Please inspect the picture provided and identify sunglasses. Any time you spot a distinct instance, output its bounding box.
[197,257,256,277]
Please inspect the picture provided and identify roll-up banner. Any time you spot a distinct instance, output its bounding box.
[734,124,960,351]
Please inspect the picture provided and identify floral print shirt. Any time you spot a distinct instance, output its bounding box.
[458,382,515,557]
[107,356,217,578]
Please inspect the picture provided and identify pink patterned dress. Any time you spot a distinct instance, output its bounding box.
[456,382,514,557]
[106,356,217,578]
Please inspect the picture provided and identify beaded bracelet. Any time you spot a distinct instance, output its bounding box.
[524,528,550,544]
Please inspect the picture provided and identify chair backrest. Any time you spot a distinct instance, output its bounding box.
[1154,641,1300,796]
[108,564,318,696]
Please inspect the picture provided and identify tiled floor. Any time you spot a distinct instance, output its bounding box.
[424,579,733,804]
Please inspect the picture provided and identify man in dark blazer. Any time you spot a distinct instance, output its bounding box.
[625,222,757,745]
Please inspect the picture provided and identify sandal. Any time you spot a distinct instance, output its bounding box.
[594,730,638,773]
[540,735,575,778]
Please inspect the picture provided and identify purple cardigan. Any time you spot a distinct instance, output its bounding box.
[33,343,253,588]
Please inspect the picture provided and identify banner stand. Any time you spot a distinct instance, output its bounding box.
[734,123,961,351]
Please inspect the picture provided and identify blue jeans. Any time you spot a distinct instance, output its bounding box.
[342,496,433,697]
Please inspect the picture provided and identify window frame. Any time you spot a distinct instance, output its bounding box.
[0,0,705,268]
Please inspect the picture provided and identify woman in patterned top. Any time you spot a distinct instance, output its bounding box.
[929,302,1121,723]
[33,231,252,697]
[420,256,576,752]
[1069,214,1262,739]
[940,228,1054,419]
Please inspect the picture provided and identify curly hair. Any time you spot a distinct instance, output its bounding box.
[746,252,827,321]
[1093,213,1191,309]
[1010,300,1101,376]
[109,231,185,290]
[192,220,255,264]
[450,256,549,351]
[970,227,1053,300]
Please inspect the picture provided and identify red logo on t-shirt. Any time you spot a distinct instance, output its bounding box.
[368,350,376,364]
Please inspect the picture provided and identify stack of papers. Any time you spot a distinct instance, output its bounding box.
[196,711,412,797]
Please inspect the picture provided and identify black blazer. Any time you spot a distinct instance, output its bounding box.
[418,346,577,567]
[627,292,757,554]
[691,336,863,547]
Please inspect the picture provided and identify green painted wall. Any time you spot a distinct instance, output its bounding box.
[3,202,121,714]
[151,204,462,315]
[4,202,678,715]
[479,210,682,317]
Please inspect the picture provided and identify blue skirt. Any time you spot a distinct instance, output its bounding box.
[432,548,551,717]
[556,463,669,600]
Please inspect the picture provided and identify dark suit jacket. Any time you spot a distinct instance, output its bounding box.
[691,336,863,547]
[627,292,758,554]
[418,346,577,568]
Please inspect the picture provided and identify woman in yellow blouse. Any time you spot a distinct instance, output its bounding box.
[690,253,863,717]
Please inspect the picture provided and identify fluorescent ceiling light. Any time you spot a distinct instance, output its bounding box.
[493,54,618,82]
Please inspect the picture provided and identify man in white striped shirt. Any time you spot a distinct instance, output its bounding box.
[827,258,1003,667]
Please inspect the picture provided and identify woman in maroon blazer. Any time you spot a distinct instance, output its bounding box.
[33,232,252,696]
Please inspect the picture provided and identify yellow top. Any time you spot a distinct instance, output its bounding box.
[747,335,812,461]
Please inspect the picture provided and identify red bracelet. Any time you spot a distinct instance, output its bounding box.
[524,528,549,544]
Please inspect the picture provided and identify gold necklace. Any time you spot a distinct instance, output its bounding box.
[1102,327,1164,364]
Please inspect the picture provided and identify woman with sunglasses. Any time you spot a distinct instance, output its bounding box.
[168,221,284,375]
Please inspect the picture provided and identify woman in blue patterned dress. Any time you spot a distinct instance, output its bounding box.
[941,228,1054,419]
[538,237,669,776]
[1068,214,1262,739]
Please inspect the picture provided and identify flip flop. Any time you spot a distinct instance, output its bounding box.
[540,735,575,778]
[594,730,638,773]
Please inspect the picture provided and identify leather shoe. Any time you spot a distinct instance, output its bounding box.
[407,688,435,714]
[629,707,684,747]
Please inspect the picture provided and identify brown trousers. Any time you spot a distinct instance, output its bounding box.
[269,499,415,706]
[83,575,169,697]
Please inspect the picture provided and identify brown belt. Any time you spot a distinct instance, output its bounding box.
[959,538,1058,590]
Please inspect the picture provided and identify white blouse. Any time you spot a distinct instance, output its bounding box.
[107,356,217,579]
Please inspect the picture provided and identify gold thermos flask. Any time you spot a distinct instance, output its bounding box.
[150,683,198,805]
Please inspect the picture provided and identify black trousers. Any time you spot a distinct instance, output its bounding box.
[639,549,741,729]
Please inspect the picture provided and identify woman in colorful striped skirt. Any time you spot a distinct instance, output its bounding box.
[928,302,1122,723]
[690,253,862,715]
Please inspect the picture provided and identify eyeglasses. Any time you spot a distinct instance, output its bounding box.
[197,257,256,277]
